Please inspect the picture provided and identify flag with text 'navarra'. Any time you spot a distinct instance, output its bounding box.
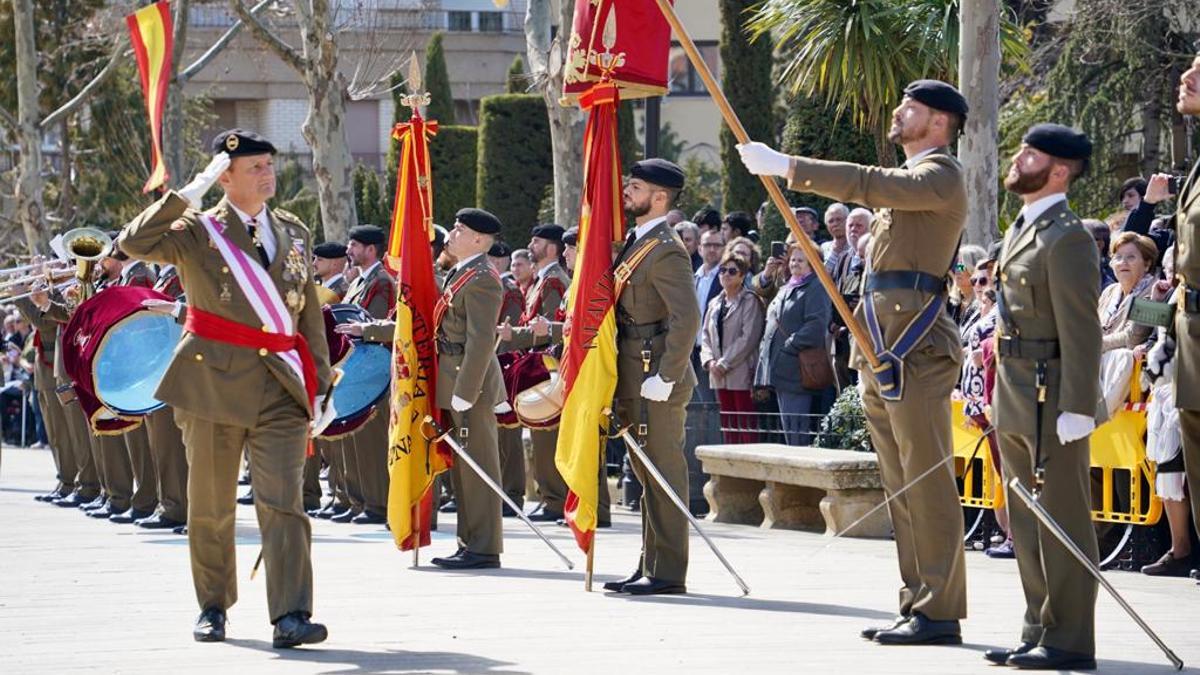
[385,112,450,551]
[554,80,624,552]
[125,1,173,193]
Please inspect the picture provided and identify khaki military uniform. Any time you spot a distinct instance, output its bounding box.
[786,149,968,620]
[340,262,395,518]
[521,263,571,514]
[144,267,189,523]
[306,270,353,512]
[613,219,700,584]
[119,191,332,622]
[436,254,506,555]
[1172,161,1200,541]
[117,260,161,515]
[993,199,1102,655]
[496,274,528,505]
[14,297,77,496]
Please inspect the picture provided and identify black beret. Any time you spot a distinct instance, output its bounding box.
[456,208,502,235]
[531,223,564,242]
[488,240,512,258]
[563,227,579,247]
[432,225,447,248]
[313,241,346,259]
[903,79,969,117]
[348,225,386,247]
[630,158,685,189]
[211,128,277,157]
[1022,123,1093,162]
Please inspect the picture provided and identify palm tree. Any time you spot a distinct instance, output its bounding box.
[747,0,1027,166]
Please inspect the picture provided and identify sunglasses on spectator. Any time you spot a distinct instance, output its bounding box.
[971,276,989,286]
[953,263,967,272]
[718,267,742,276]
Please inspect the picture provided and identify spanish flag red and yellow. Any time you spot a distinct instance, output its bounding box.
[384,112,450,551]
[125,1,174,193]
[555,80,624,552]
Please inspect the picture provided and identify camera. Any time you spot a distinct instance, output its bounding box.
[1168,175,1185,196]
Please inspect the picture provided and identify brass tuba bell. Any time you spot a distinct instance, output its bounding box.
[61,227,113,303]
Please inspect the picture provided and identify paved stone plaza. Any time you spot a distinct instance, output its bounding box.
[0,446,1195,674]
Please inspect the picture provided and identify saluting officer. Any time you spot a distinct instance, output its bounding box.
[603,159,700,596]
[118,129,334,648]
[986,124,1103,670]
[739,80,969,643]
[429,208,507,570]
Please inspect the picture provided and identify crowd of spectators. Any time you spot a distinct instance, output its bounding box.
[0,307,42,447]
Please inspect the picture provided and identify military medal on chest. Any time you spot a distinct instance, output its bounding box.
[284,237,307,282]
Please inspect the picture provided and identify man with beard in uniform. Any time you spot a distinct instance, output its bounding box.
[491,240,529,514]
[738,80,969,643]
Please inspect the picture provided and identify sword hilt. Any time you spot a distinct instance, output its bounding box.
[600,407,634,438]
[420,414,453,444]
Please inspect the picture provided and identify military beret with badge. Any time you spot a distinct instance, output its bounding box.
[531,223,565,242]
[902,79,969,118]
[348,225,386,248]
[313,241,347,260]
[630,158,685,189]
[456,208,503,235]
[211,128,277,157]
[563,227,579,247]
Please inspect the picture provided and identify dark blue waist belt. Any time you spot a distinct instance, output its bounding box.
[864,271,946,294]
[863,273,945,402]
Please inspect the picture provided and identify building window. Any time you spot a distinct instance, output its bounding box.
[478,11,503,33]
[668,42,719,96]
[448,11,472,32]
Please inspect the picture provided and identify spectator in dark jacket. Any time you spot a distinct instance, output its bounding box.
[1085,219,1118,290]
[1121,173,1179,270]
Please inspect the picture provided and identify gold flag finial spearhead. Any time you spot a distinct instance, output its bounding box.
[400,50,432,112]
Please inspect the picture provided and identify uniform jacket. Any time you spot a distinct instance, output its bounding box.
[154,264,185,299]
[14,296,58,393]
[1173,158,1200,410]
[120,260,157,289]
[435,254,505,410]
[523,262,570,324]
[117,191,332,427]
[787,148,966,371]
[614,220,700,401]
[993,203,1103,439]
[699,287,764,391]
[344,262,395,321]
[753,275,832,394]
[495,274,525,353]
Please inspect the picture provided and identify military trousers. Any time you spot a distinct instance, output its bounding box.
[145,407,189,523]
[302,450,323,511]
[36,387,74,491]
[859,348,967,621]
[352,410,390,517]
[340,435,365,513]
[999,430,1098,655]
[498,425,526,504]
[124,424,159,514]
[1181,409,1200,541]
[93,433,134,511]
[62,400,100,499]
[175,376,313,622]
[615,391,691,585]
[448,403,503,555]
[531,428,567,512]
[317,438,350,509]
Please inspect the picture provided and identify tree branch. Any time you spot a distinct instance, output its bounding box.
[0,107,17,138]
[181,0,274,82]
[39,40,128,131]
[229,0,306,75]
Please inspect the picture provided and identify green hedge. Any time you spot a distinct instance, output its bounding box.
[429,125,478,228]
[476,94,553,247]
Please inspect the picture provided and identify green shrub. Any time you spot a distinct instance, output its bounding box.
[476,94,553,246]
[813,386,873,453]
[429,125,478,227]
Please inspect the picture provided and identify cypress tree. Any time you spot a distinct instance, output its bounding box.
[424,32,455,124]
[506,55,526,94]
[719,0,773,214]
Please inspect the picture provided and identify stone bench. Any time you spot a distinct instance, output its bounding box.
[696,444,891,538]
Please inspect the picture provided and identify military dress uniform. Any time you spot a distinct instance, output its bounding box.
[990,124,1103,669]
[495,261,529,509]
[767,82,971,639]
[118,161,332,626]
[432,209,507,567]
[1173,143,1200,562]
[608,162,700,594]
[307,241,352,517]
[339,234,395,523]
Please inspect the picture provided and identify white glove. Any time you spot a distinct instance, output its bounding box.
[141,298,182,318]
[1056,411,1095,445]
[1145,334,1175,379]
[736,142,791,178]
[451,394,472,412]
[640,374,674,402]
[310,394,338,438]
[494,401,512,414]
[178,152,231,209]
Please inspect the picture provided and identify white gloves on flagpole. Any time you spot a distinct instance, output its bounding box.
[311,394,338,437]
[1056,412,1095,445]
[640,374,674,402]
[178,152,231,209]
[736,142,791,178]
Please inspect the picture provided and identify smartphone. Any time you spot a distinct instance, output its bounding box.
[770,241,785,259]
[1167,175,1184,196]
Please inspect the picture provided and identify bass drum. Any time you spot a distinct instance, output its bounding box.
[318,303,391,439]
[504,350,563,430]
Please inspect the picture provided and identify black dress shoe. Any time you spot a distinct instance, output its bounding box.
[53,491,91,508]
[109,508,154,524]
[35,487,68,502]
[1189,568,1200,580]
[172,524,188,535]
[873,612,961,645]
[272,611,328,649]
[330,508,360,524]
[1006,645,1096,670]
[89,503,125,519]
[238,472,251,486]
[430,550,500,570]
[439,499,457,514]
[236,489,254,505]
[1142,551,1193,577]
[80,495,108,511]
[861,615,910,640]
[315,504,343,519]
[603,568,643,592]
[984,641,1035,665]
[528,507,564,522]
[501,500,524,518]
[135,513,186,529]
[193,607,226,642]
[622,576,686,596]
[351,511,386,525]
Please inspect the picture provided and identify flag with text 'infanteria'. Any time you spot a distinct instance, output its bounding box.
[555,81,624,552]
[384,112,450,551]
[125,2,173,193]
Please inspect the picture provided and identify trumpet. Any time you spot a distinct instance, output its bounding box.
[0,267,75,291]
[61,227,112,303]
[0,258,70,277]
